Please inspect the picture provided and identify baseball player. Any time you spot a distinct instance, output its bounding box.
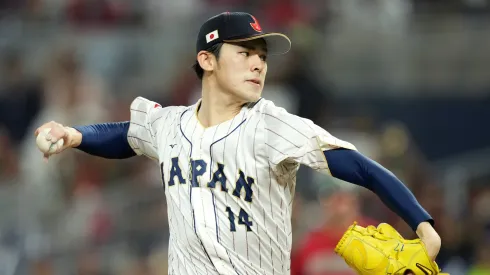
[34,12,442,275]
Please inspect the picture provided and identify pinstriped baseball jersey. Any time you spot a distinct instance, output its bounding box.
[127,96,357,275]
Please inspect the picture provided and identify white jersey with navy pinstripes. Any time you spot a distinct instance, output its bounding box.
[127,96,356,275]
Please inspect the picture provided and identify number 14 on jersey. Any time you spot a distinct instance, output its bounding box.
[226,207,253,232]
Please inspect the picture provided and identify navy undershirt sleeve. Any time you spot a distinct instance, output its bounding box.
[324,148,433,231]
[73,122,136,159]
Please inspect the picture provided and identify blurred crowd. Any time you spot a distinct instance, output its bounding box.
[0,0,490,274]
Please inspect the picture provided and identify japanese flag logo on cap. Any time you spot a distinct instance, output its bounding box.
[206,30,219,43]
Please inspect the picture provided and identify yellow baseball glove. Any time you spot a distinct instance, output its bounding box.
[334,222,449,275]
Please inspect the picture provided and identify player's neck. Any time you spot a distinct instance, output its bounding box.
[198,84,245,128]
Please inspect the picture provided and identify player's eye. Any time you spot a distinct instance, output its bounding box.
[260,55,267,62]
[239,51,250,57]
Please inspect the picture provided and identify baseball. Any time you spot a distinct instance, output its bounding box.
[36,128,64,154]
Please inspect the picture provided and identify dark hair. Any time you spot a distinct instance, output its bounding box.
[193,43,223,80]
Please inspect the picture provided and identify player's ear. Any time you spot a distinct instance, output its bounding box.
[197,51,215,72]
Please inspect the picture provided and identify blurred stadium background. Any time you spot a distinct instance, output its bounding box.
[0,0,489,274]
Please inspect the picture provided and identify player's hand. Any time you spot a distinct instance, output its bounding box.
[386,223,442,275]
[416,221,442,261]
[34,121,82,160]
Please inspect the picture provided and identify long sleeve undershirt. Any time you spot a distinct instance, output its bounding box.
[323,148,433,231]
[73,122,136,159]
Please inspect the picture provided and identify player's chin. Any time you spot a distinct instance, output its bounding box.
[242,87,263,102]
[245,92,262,102]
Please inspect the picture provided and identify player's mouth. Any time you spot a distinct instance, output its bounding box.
[247,79,261,86]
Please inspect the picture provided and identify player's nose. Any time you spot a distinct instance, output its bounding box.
[250,54,265,73]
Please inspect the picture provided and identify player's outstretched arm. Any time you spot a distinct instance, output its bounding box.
[35,120,136,160]
[323,148,441,261]
[260,100,441,265]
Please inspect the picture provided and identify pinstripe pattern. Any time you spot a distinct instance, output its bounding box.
[126,97,356,275]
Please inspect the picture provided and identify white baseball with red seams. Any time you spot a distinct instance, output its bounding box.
[36,128,64,154]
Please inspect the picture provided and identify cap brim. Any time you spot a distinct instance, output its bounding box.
[224,33,291,55]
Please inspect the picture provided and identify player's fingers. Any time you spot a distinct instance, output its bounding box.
[34,124,49,136]
[35,121,57,137]
[47,124,66,143]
